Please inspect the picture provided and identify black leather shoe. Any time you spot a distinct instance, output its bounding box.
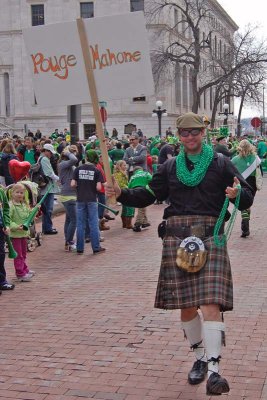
[43,230,58,235]
[93,247,106,254]
[188,360,208,385]
[206,372,230,395]
[104,215,115,221]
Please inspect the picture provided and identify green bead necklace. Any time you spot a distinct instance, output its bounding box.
[176,143,214,187]
[213,185,241,247]
[175,143,241,248]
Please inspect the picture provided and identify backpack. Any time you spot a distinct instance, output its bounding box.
[29,159,49,188]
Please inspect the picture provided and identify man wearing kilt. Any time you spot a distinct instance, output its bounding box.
[106,112,255,396]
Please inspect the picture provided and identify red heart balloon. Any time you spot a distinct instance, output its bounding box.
[9,160,31,183]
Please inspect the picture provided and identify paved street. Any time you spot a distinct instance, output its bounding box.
[1,180,267,400]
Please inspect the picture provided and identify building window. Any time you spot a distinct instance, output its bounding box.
[210,87,213,111]
[175,63,181,106]
[80,2,94,18]
[181,12,186,35]
[130,0,144,12]
[189,68,193,108]
[124,123,136,135]
[182,66,188,109]
[133,96,146,102]
[31,4,44,26]
[84,123,96,139]
[4,73,10,117]
[174,9,179,32]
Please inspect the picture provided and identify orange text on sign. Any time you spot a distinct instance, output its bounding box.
[90,45,141,70]
[31,53,77,80]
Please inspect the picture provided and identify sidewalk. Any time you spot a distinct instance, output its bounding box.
[1,180,267,400]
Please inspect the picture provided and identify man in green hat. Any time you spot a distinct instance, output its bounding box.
[106,112,255,395]
[214,136,236,158]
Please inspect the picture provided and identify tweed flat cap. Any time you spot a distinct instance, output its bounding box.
[176,112,205,129]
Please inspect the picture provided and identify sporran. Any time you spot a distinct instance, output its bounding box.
[176,236,208,273]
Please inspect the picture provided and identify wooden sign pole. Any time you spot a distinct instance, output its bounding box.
[76,18,116,204]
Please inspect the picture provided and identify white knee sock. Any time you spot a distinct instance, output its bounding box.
[203,321,225,377]
[181,314,207,361]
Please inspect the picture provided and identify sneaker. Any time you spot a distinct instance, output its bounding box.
[65,242,77,252]
[28,270,36,276]
[43,229,58,235]
[141,223,151,228]
[93,247,106,254]
[100,236,105,242]
[0,282,15,290]
[67,242,76,251]
[76,250,84,254]
[17,273,32,282]
[132,225,142,232]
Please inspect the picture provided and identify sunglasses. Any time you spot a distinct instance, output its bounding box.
[179,129,202,137]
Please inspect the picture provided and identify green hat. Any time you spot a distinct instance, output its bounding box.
[86,149,99,164]
[216,135,227,142]
[176,112,205,129]
[167,136,178,145]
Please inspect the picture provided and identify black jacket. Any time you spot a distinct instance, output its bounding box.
[118,152,255,220]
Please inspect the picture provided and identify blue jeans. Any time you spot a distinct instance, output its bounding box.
[62,200,77,244]
[97,192,106,219]
[76,202,100,252]
[42,193,55,232]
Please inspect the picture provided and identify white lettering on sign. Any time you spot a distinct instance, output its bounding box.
[79,170,95,180]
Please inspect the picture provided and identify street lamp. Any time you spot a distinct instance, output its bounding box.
[152,100,167,137]
[218,103,233,126]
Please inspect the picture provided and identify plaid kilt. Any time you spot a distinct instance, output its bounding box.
[154,215,233,312]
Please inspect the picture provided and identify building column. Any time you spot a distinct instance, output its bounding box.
[0,73,6,117]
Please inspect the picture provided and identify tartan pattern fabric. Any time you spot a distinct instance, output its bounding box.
[154,215,233,311]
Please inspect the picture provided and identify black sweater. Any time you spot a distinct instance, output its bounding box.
[118,153,255,220]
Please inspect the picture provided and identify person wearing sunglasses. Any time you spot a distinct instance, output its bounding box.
[123,133,147,178]
[106,112,255,396]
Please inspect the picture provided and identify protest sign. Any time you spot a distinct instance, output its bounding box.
[23,12,154,106]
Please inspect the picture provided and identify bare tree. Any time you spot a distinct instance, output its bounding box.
[147,0,267,117]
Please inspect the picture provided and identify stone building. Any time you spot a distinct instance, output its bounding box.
[0,0,238,138]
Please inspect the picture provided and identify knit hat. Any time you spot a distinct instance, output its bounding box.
[176,112,205,129]
[86,149,99,164]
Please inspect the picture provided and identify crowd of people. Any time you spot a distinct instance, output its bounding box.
[0,115,265,395]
